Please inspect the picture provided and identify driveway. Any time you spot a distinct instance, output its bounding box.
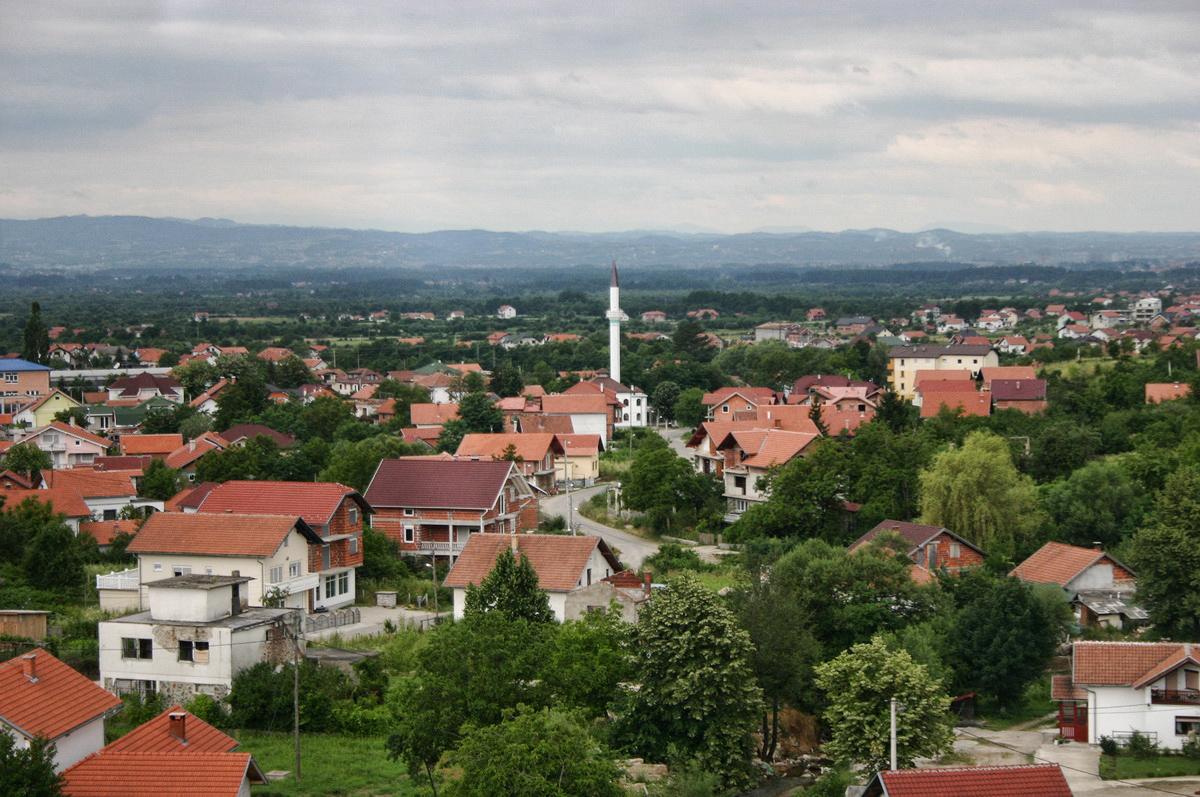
[540,484,660,570]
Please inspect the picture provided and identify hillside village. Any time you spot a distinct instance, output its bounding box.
[6,272,1200,796]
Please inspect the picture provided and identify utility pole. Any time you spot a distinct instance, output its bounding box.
[565,460,575,535]
[889,697,898,771]
[292,612,302,782]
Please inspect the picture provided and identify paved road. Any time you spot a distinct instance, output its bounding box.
[541,484,660,570]
[655,424,694,461]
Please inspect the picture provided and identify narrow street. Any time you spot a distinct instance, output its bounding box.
[540,484,660,570]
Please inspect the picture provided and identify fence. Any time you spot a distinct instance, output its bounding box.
[304,607,360,634]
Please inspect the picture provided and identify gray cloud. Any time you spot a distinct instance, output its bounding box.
[0,0,1197,232]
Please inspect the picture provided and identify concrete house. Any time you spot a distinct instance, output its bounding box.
[17,422,110,468]
[98,574,299,703]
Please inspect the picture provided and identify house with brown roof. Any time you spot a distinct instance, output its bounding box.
[1011,541,1144,629]
[0,648,123,771]
[850,520,985,582]
[0,488,93,532]
[556,434,603,486]
[164,431,228,476]
[539,393,613,443]
[716,428,819,522]
[99,574,300,705]
[120,433,184,459]
[188,377,230,415]
[443,534,622,622]
[862,764,1072,797]
[411,402,460,428]
[1053,640,1200,749]
[1146,382,1192,404]
[364,458,537,557]
[218,423,297,449]
[107,373,185,404]
[918,383,992,418]
[127,513,323,611]
[192,480,368,610]
[990,378,1048,414]
[456,433,564,495]
[63,705,267,796]
[700,386,778,421]
[41,468,161,520]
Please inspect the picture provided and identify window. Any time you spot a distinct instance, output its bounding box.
[325,575,336,599]
[270,565,283,583]
[349,536,359,555]
[103,509,117,521]
[949,543,961,559]
[179,640,194,662]
[1176,717,1200,736]
[289,561,300,578]
[153,563,163,572]
[586,567,592,585]
[194,641,209,664]
[721,405,729,413]
[338,571,349,594]
[348,508,359,526]
[121,637,152,660]
[173,566,191,577]
[404,525,414,543]
[403,508,415,516]
[2,373,15,383]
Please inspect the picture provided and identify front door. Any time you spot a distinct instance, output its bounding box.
[1058,702,1088,741]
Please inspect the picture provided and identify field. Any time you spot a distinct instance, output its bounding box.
[239,731,418,796]
[1037,357,1118,377]
[1100,753,1200,780]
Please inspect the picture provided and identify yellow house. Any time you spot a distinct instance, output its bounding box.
[887,344,999,400]
[14,389,82,428]
[555,434,603,486]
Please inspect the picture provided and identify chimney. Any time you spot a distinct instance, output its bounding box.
[642,570,652,598]
[168,711,187,743]
[20,653,37,682]
[1092,541,1103,551]
[510,534,518,553]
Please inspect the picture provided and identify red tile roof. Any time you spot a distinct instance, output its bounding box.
[914,369,974,387]
[867,764,1071,797]
[196,480,365,527]
[1050,674,1087,701]
[990,378,1047,401]
[62,751,254,796]
[0,487,92,518]
[410,403,460,425]
[852,520,952,551]
[364,458,514,510]
[42,469,138,498]
[1072,641,1186,686]
[981,365,1037,385]
[164,482,219,512]
[919,390,991,418]
[558,434,602,456]
[256,347,296,363]
[540,394,610,415]
[103,706,238,754]
[718,429,817,469]
[456,433,563,463]
[32,421,112,448]
[93,455,152,473]
[121,433,184,456]
[700,386,776,406]
[1146,382,1191,403]
[128,512,317,557]
[516,414,575,434]
[1010,541,1132,587]
[0,648,121,740]
[188,378,230,409]
[80,519,140,545]
[164,433,226,470]
[443,534,621,591]
[400,426,442,447]
[218,423,296,448]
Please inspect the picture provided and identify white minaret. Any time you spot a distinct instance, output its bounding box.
[606,259,622,385]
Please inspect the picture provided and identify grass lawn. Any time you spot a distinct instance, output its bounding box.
[1038,358,1118,377]
[692,569,739,592]
[238,730,419,796]
[1100,754,1200,780]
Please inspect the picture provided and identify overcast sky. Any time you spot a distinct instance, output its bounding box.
[2,1,1198,233]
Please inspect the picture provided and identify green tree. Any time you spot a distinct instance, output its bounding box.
[445,706,622,797]
[651,380,681,423]
[728,440,848,542]
[621,446,721,533]
[947,570,1068,709]
[22,301,50,364]
[228,659,350,732]
[458,391,504,433]
[0,442,52,480]
[464,547,554,623]
[178,412,212,441]
[173,359,216,400]
[489,363,524,397]
[214,366,269,430]
[621,574,762,790]
[139,459,182,501]
[1129,466,1200,638]
[542,608,631,715]
[919,431,1043,561]
[672,319,711,359]
[387,613,554,791]
[52,406,88,427]
[673,387,705,428]
[303,395,355,441]
[375,381,429,427]
[24,521,83,596]
[0,732,62,796]
[317,435,425,492]
[815,637,954,772]
[1039,458,1145,549]
[273,355,314,388]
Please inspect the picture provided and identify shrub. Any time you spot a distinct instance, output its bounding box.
[1099,735,1119,756]
[804,767,856,797]
[1182,734,1200,760]
[185,693,227,728]
[644,543,706,574]
[1126,730,1158,759]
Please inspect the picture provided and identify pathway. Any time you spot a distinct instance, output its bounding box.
[540,484,660,570]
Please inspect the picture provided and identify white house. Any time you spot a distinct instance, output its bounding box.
[126,512,323,612]
[497,304,517,319]
[540,394,611,444]
[1132,296,1164,323]
[443,534,622,622]
[1054,641,1200,750]
[41,468,163,520]
[0,648,122,772]
[99,574,300,705]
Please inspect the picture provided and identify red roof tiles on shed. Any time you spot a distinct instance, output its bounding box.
[1072,641,1186,686]
[866,764,1072,797]
[0,648,121,741]
[63,751,255,796]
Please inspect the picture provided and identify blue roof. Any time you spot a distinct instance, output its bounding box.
[0,358,51,372]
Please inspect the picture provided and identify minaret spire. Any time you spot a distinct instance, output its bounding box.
[606,260,623,385]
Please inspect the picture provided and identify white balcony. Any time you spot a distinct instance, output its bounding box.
[273,573,320,594]
[96,568,139,591]
[418,539,468,554]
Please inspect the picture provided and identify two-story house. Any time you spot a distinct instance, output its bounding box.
[41,468,163,520]
[98,574,299,704]
[0,359,51,418]
[443,534,622,622]
[455,433,564,495]
[17,422,110,468]
[700,387,778,421]
[539,394,613,444]
[1012,541,1145,629]
[0,648,122,772]
[107,373,185,404]
[887,344,1000,400]
[127,512,323,611]
[191,480,367,610]
[1054,641,1200,749]
[716,428,819,522]
[850,520,986,583]
[365,458,537,558]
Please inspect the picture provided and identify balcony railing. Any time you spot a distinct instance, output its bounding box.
[1151,689,1200,705]
[96,568,139,591]
[419,539,468,554]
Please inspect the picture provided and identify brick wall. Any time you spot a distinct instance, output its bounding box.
[925,532,985,570]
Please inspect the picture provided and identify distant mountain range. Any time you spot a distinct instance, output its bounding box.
[1,215,1199,272]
